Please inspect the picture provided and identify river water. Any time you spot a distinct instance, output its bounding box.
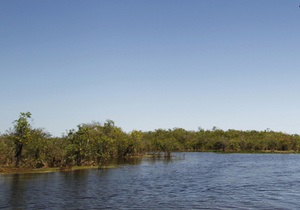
[1,152,300,209]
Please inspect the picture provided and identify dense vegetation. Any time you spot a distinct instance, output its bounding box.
[1,112,300,169]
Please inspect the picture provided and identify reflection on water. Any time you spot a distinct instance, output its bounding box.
[8,174,25,208]
[108,156,143,166]
[1,153,300,209]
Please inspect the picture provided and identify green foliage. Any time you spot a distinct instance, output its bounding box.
[64,121,131,167]
[1,112,300,169]
[43,137,68,167]
[129,130,144,155]
[0,134,15,165]
[22,128,51,168]
[13,112,32,167]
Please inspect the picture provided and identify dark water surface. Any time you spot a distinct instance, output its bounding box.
[1,153,300,209]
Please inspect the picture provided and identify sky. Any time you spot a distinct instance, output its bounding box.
[1,0,300,136]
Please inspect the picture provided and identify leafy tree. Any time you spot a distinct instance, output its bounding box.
[43,137,68,167]
[23,128,51,168]
[128,130,144,155]
[66,126,91,166]
[0,134,15,165]
[3,111,300,170]
[13,112,32,167]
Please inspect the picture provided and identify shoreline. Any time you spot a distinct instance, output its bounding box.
[0,165,115,175]
[1,150,299,175]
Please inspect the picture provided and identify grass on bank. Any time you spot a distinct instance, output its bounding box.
[2,150,300,175]
[0,165,116,175]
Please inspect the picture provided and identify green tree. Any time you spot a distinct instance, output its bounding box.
[67,125,91,166]
[13,112,32,167]
[0,134,15,165]
[128,130,144,155]
[23,128,51,168]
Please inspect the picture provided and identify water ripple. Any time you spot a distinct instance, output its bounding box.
[1,153,300,209]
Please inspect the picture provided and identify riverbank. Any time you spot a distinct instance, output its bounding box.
[0,165,115,175]
[2,150,299,175]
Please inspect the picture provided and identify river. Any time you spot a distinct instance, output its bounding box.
[1,152,300,209]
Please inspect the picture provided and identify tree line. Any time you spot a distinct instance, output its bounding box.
[1,112,300,169]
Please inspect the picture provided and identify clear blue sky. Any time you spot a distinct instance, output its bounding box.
[1,0,300,136]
